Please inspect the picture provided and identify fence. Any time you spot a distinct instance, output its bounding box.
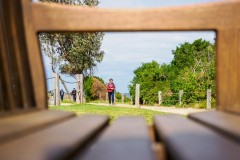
[134,84,215,109]
[46,73,84,106]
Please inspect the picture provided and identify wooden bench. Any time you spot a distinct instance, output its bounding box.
[1,0,240,160]
[154,115,240,160]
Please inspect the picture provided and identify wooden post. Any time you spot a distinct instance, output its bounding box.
[135,84,140,108]
[207,89,211,109]
[76,74,84,104]
[53,72,60,106]
[179,90,183,106]
[121,93,124,103]
[80,74,84,103]
[158,91,162,106]
[76,74,80,104]
[106,93,108,103]
[53,72,56,106]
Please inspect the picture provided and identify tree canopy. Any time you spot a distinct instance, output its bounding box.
[129,39,216,108]
[39,0,104,76]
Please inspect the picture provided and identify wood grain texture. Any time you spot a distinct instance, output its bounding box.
[0,110,75,144]
[31,1,240,32]
[189,111,240,144]
[0,115,109,160]
[20,0,48,110]
[217,29,240,113]
[154,115,240,160]
[77,117,155,160]
[30,1,240,112]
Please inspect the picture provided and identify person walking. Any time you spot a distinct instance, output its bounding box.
[71,88,76,102]
[60,89,64,101]
[107,78,116,105]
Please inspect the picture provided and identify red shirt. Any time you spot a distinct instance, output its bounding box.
[107,83,115,92]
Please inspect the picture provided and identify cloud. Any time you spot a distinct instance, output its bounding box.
[42,0,219,94]
[95,31,215,93]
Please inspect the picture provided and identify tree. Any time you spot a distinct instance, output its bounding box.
[84,76,107,101]
[129,39,216,108]
[129,61,171,105]
[39,0,104,76]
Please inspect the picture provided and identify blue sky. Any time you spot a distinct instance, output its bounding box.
[43,0,220,94]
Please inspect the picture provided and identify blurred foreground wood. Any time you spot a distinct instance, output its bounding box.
[0,0,240,159]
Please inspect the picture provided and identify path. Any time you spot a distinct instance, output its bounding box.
[87,102,212,115]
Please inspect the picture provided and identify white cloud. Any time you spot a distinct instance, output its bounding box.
[42,0,219,94]
[95,31,215,93]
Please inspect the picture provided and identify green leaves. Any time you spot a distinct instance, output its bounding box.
[129,39,216,108]
[39,0,104,76]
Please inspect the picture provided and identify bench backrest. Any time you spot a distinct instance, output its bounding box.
[0,0,240,115]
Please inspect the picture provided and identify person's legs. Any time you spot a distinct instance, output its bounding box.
[111,92,115,104]
[108,92,111,104]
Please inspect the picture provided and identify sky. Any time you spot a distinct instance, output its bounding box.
[42,0,220,94]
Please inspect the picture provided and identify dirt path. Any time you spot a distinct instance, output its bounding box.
[87,102,212,115]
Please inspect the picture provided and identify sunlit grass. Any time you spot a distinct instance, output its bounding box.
[50,104,166,124]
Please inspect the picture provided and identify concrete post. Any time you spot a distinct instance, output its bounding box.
[106,93,108,103]
[179,90,183,106]
[135,84,140,108]
[121,93,124,103]
[207,89,211,109]
[53,72,60,106]
[76,74,80,104]
[158,91,162,106]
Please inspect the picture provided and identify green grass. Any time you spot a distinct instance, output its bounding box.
[50,104,166,124]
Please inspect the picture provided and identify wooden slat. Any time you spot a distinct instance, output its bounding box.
[20,0,48,110]
[189,111,240,143]
[31,1,240,32]
[77,117,155,160]
[0,110,75,144]
[0,0,21,111]
[217,29,240,113]
[0,115,109,160]
[154,115,240,160]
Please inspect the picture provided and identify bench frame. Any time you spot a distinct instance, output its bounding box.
[1,0,240,114]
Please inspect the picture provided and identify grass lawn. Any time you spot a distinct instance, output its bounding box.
[50,104,166,124]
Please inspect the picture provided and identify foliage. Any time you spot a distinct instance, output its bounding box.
[129,39,216,108]
[39,0,104,76]
[129,61,171,105]
[91,77,107,100]
[50,104,166,124]
[84,76,106,101]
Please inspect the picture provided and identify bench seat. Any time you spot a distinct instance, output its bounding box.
[154,115,240,160]
[0,110,75,144]
[76,117,155,160]
[189,111,240,143]
[0,114,109,160]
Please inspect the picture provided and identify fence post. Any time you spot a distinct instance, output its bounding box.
[53,72,60,106]
[207,89,211,109]
[76,74,83,104]
[158,91,162,106]
[121,93,124,103]
[179,90,183,106]
[106,93,108,103]
[135,84,140,108]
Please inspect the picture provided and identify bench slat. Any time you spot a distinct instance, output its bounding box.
[76,117,155,160]
[0,115,109,160]
[0,110,75,143]
[154,115,240,160]
[189,111,240,143]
